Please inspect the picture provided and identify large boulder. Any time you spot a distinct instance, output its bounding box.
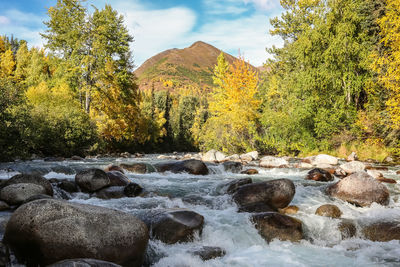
[224,178,252,194]
[3,199,148,266]
[0,174,53,196]
[259,156,289,168]
[139,209,204,244]
[154,160,209,175]
[362,222,400,241]
[107,171,130,186]
[0,183,47,205]
[94,186,125,200]
[305,168,333,182]
[313,154,338,165]
[75,169,110,192]
[58,180,79,193]
[326,172,389,207]
[48,258,122,267]
[315,204,342,218]
[339,161,366,174]
[232,179,295,211]
[252,212,303,242]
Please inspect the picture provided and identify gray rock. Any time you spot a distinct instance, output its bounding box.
[259,156,288,168]
[58,180,79,193]
[94,186,125,199]
[252,212,303,242]
[326,172,389,207]
[47,258,122,267]
[75,169,110,192]
[0,174,53,196]
[123,183,143,197]
[191,246,226,261]
[0,183,47,205]
[3,199,148,266]
[0,200,9,211]
[224,178,252,194]
[119,163,155,174]
[233,179,295,210]
[313,154,338,165]
[222,161,243,173]
[140,209,204,244]
[22,194,53,204]
[154,160,209,175]
[339,161,366,174]
[107,171,130,186]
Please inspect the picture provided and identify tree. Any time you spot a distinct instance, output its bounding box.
[197,57,261,153]
[0,49,16,78]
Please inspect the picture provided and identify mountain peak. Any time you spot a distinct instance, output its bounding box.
[135,41,255,91]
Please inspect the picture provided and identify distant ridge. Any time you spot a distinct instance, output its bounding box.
[134,41,257,91]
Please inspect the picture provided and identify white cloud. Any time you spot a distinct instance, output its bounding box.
[0,16,10,25]
[243,0,279,10]
[203,0,248,15]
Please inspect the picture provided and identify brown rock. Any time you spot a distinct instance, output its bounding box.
[326,172,389,207]
[241,169,259,175]
[315,204,342,218]
[104,165,125,174]
[362,222,400,241]
[107,171,130,186]
[224,178,252,194]
[338,220,356,239]
[278,205,299,215]
[376,177,397,184]
[252,212,303,242]
[305,168,333,182]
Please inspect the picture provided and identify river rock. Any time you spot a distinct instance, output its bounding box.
[376,177,397,184]
[226,154,240,161]
[346,152,358,162]
[338,220,357,239]
[107,171,130,186]
[191,246,226,261]
[223,161,242,173]
[238,202,275,213]
[0,174,53,196]
[48,258,122,267]
[3,199,148,266]
[259,156,289,168]
[233,179,295,210]
[94,186,125,199]
[315,204,342,218]
[240,151,258,161]
[104,165,125,174]
[252,212,303,242]
[119,163,155,174]
[326,172,389,207]
[295,162,313,169]
[75,168,110,192]
[0,200,9,211]
[22,194,53,204]
[71,155,84,161]
[224,178,252,194]
[0,183,47,205]
[58,180,79,193]
[313,154,338,165]
[366,169,383,179]
[241,169,259,175]
[305,168,333,182]
[339,161,366,174]
[154,160,209,175]
[202,150,217,162]
[362,222,400,241]
[123,183,143,197]
[278,205,299,215]
[140,209,204,244]
[215,151,226,162]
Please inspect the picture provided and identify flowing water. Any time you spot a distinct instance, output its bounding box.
[0,155,399,267]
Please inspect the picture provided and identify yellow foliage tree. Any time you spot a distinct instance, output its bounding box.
[0,49,16,78]
[372,0,400,128]
[196,55,261,153]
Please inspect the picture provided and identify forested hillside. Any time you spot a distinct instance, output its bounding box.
[0,0,399,162]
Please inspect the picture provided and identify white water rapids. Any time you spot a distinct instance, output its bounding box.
[0,155,399,267]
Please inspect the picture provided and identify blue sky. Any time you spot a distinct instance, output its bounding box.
[0,0,283,67]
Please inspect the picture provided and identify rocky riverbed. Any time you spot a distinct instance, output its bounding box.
[0,152,399,266]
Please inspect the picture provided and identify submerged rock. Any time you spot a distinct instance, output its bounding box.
[259,156,288,168]
[94,186,125,199]
[241,169,259,175]
[0,183,47,205]
[233,179,295,210]
[0,174,53,196]
[326,172,389,207]
[191,246,226,261]
[305,168,333,182]
[224,178,252,194]
[140,209,204,244]
[252,212,303,242]
[3,199,149,266]
[362,222,400,241]
[154,160,209,175]
[315,204,342,218]
[123,183,143,197]
[75,169,110,192]
[104,165,125,174]
[222,161,243,173]
[338,220,357,239]
[48,258,122,267]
